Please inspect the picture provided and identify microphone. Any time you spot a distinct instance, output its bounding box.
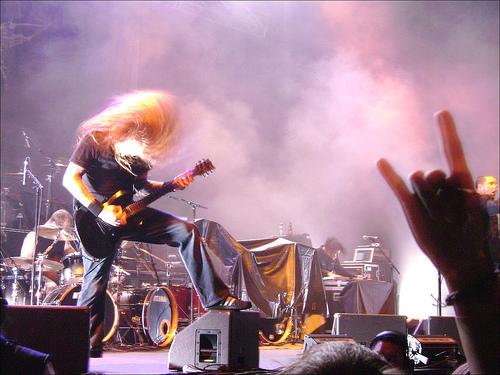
[22,157,30,186]
[22,130,31,148]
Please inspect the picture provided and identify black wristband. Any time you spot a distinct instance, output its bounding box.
[87,199,104,217]
[445,274,496,306]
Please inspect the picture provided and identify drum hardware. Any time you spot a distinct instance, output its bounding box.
[133,243,201,324]
[109,264,130,286]
[19,155,45,305]
[0,266,29,305]
[3,256,63,273]
[43,284,119,343]
[259,284,308,345]
[37,224,77,242]
[34,253,60,305]
[109,286,182,348]
[61,252,84,285]
[41,157,68,221]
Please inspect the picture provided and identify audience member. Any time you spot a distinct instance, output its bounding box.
[475,175,499,272]
[280,341,389,374]
[376,110,499,374]
[0,291,55,374]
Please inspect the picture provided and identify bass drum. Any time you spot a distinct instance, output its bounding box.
[167,285,206,323]
[43,284,119,343]
[117,286,178,347]
[143,287,179,347]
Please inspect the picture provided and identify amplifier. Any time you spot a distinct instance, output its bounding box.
[341,263,380,280]
[333,313,407,345]
[414,335,458,368]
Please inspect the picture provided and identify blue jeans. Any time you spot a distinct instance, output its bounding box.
[77,208,229,349]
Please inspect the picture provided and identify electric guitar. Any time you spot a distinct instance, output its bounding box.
[75,159,215,259]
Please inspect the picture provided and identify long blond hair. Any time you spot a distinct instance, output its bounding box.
[78,90,179,173]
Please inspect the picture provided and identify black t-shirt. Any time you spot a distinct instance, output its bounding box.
[70,132,150,205]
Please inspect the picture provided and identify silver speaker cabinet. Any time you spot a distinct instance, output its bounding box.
[333,313,407,345]
[167,310,259,372]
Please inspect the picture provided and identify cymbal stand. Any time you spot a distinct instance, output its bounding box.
[25,164,44,305]
[288,283,308,343]
[34,254,46,305]
[44,171,53,222]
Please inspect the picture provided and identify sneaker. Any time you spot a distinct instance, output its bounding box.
[89,347,103,358]
[208,296,252,310]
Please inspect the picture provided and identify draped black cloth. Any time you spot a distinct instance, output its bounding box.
[339,280,395,314]
[195,219,327,318]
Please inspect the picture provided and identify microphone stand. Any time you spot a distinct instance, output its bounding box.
[437,271,443,316]
[25,168,44,305]
[167,195,208,221]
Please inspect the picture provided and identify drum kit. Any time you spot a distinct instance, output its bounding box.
[0,229,205,348]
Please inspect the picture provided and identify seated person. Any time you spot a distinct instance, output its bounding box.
[318,237,357,278]
[279,340,388,374]
[20,209,77,285]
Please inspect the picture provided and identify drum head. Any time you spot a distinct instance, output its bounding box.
[143,287,178,347]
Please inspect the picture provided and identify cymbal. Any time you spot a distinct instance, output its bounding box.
[5,171,24,176]
[38,224,77,241]
[4,257,63,272]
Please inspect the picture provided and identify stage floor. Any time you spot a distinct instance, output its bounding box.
[88,344,303,374]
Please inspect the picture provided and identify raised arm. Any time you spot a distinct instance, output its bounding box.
[377,110,498,374]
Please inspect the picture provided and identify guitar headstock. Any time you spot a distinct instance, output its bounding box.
[193,158,215,177]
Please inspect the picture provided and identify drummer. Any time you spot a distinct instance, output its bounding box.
[20,209,77,284]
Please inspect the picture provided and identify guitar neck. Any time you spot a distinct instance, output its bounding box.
[124,181,176,218]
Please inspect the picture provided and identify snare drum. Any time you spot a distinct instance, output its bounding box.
[43,284,119,343]
[116,286,179,347]
[61,253,84,284]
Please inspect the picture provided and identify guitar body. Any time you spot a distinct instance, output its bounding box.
[74,159,215,259]
[75,208,120,259]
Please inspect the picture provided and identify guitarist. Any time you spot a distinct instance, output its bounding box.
[62,90,251,358]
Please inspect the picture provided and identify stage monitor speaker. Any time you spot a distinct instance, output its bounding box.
[332,313,407,346]
[168,310,259,372]
[1,305,90,375]
[425,316,463,354]
[303,334,354,352]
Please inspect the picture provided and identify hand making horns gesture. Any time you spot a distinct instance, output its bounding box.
[376,110,493,291]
